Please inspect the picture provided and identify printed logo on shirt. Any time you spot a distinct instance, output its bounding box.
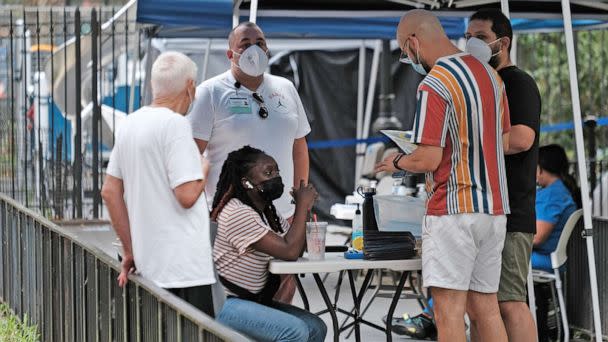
[228,97,252,114]
[268,90,290,114]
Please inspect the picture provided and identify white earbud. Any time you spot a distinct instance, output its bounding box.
[245,181,255,189]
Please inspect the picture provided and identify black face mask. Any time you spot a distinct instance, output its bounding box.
[255,177,284,202]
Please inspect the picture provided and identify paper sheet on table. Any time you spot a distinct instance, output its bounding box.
[381,130,418,154]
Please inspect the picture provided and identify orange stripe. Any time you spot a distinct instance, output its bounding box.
[432,67,473,211]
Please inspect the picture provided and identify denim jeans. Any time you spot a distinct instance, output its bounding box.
[217,297,327,342]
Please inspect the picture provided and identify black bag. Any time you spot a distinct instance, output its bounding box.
[363,231,417,260]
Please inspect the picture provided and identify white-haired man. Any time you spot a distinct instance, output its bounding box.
[102,51,216,316]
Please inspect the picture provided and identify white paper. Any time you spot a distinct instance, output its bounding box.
[381,130,418,154]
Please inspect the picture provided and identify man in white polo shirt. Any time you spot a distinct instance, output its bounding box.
[102,51,216,316]
[188,22,311,303]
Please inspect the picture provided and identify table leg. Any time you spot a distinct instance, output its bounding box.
[386,271,409,342]
[313,273,340,342]
[295,274,310,311]
[333,270,345,306]
[347,270,363,342]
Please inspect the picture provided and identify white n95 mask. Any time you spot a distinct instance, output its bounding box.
[465,37,492,63]
[233,45,269,77]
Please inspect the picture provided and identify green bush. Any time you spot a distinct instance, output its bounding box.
[0,303,39,342]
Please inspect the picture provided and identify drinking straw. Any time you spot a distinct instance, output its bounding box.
[313,213,319,231]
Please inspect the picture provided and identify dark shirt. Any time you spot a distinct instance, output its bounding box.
[500,66,541,233]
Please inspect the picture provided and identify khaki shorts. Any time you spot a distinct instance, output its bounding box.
[422,214,507,293]
[498,232,534,302]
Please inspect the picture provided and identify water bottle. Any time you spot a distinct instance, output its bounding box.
[351,204,364,252]
[358,186,379,231]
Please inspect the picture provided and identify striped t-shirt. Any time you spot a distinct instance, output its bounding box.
[412,53,511,216]
[213,198,290,294]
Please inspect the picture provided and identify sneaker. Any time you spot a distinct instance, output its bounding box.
[384,313,437,339]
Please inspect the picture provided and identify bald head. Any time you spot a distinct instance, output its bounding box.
[397,10,446,47]
[228,22,265,49]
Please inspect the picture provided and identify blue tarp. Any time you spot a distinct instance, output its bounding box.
[136,0,606,39]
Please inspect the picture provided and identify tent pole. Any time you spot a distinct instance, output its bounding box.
[362,40,381,142]
[355,41,366,184]
[201,39,212,81]
[561,1,603,341]
[500,0,510,18]
[233,0,243,28]
[249,0,259,23]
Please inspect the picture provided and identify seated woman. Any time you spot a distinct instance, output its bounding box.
[211,146,327,342]
[532,144,580,272]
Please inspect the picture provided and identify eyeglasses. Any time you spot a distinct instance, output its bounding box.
[252,92,269,119]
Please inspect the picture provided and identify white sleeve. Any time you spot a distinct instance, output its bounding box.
[187,84,215,141]
[290,83,311,139]
[164,116,204,189]
[106,135,122,179]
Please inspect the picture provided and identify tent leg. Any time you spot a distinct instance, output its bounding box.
[249,0,259,23]
[362,40,381,145]
[561,1,603,341]
[501,0,510,17]
[355,41,366,185]
[232,0,243,28]
[201,39,212,81]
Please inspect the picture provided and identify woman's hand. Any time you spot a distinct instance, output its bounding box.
[292,180,318,211]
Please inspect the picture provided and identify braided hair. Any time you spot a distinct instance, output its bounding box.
[211,146,284,233]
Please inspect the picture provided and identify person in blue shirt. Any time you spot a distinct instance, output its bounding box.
[532,144,580,272]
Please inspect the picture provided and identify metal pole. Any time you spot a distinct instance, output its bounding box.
[232,0,243,28]
[74,8,83,218]
[201,39,212,81]
[10,11,15,199]
[560,1,603,341]
[500,0,510,18]
[91,8,100,218]
[355,41,366,184]
[362,40,382,141]
[249,0,258,23]
[22,11,28,207]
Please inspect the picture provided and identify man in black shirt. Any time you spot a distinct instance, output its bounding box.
[465,9,541,342]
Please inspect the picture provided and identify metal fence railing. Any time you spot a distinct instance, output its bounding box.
[0,5,142,220]
[0,193,250,342]
[566,216,608,338]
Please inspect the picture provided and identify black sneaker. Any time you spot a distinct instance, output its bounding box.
[384,313,437,339]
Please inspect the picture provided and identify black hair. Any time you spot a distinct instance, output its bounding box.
[538,144,582,208]
[211,145,283,233]
[470,8,514,52]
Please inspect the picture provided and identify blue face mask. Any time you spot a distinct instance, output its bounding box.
[399,40,427,76]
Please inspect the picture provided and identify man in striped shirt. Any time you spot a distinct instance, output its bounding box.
[376,10,510,342]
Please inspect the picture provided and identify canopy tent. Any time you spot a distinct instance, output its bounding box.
[137,0,608,39]
[136,1,605,340]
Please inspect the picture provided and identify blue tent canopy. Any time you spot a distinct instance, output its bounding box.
[136,0,606,39]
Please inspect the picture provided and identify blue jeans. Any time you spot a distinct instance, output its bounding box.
[217,297,327,342]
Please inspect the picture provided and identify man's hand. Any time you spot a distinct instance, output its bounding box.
[117,254,136,287]
[375,152,401,174]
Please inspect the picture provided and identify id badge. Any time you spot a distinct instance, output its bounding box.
[228,97,252,114]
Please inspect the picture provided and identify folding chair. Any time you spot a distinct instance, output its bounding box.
[532,209,583,342]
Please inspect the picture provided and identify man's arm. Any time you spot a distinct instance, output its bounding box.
[505,125,535,155]
[533,220,555,246]
[375,144,443,174]
[173,180,205,209]
[503,132,510,154]
[101,175,135,286]
[293,137,309,186]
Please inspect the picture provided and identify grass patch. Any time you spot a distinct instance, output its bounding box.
[0,302,39,342]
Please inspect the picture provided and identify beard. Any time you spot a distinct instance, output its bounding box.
[489,47,502,69]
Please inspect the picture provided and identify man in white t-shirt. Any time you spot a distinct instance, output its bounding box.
[188,22,311,220]
[102,52,216,316]
[188,22,311,303]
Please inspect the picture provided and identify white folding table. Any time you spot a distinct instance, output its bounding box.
[269,253,424,342]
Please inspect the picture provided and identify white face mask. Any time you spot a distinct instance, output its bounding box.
[233,45,269,77]
[465,37,492,63]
